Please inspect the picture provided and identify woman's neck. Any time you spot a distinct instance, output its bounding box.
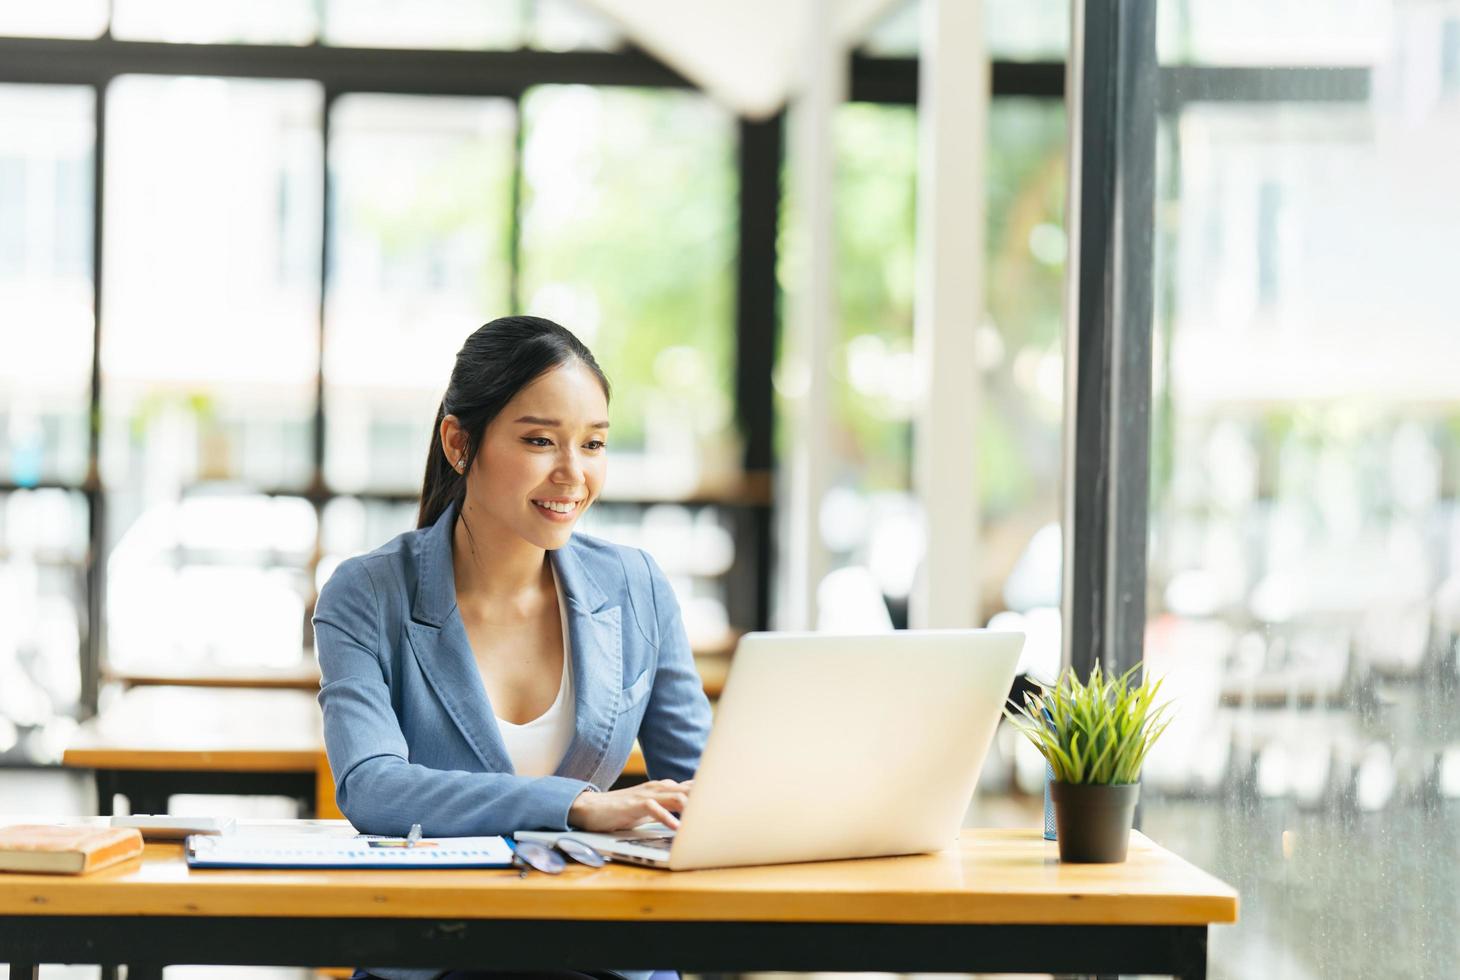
[450,504,552,620]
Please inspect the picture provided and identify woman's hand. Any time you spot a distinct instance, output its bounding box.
[568,779,693,832]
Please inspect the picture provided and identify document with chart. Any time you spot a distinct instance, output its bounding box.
[185,833,514,869]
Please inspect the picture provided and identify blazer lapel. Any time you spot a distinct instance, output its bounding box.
[551,541,623,783]
[404,503,514,774]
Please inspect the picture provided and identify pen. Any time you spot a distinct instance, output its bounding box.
[406,823,422,848]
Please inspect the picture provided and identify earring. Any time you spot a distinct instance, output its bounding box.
[456,459,466,472]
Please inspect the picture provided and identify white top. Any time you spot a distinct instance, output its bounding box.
[494,565,575,777]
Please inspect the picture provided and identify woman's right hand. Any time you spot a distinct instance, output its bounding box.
[568,779,692,832]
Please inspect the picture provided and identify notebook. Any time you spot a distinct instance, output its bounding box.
[0,824,145,875]
[184,833,515,869]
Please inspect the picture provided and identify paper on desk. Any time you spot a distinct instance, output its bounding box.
[185,833,514,869]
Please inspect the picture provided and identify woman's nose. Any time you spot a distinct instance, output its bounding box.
[553,448,585,484]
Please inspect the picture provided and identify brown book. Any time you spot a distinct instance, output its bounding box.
[0,824,144,874]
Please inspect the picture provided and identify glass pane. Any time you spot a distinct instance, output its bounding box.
[322,0,524,50]
[0,84,94,487]
[1143,3,1460,976]
[808,99,1065,647]
[811,103,919,632]
[106,491,318,673]
[111,0,317,44]
[519,86,736,499]
[102,76,321,498]
[0,488,89,764]
[1158,0,1393,65]
[862,0,1071,61]
[980,97,1066,681]
[324,94,516,495]
[0,0,107,38]
[528,0,624,52]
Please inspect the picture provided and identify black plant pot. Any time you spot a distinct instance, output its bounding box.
[1049,781,1140,863]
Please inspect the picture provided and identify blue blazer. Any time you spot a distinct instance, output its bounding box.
[313,501,713,839]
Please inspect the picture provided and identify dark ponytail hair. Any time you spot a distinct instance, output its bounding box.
[417,316,611,529]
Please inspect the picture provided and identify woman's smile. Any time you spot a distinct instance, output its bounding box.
[531,498,582,521]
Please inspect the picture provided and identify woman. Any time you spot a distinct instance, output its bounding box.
[314,316,713,980]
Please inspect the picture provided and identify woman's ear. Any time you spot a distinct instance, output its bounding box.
[439,414,468,473]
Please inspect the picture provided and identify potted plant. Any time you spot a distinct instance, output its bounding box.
[1004,662,1172,863]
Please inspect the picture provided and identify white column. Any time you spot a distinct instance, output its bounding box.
[909,0,986,629]
[778,0,846,630]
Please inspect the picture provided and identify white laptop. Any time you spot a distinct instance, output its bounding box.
[516,628,1023,871]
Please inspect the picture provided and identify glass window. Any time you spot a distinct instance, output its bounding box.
[528,0,624,53]
[319,0,621,51]
[805,99,1065,648]
[0,0,107,39]
[0,488,89,763]
[101,76,322,497]
[100,76,322,677]
[862,0,1071,61]
[322,0,525,50]
[1141,2,1460,975]
[323,94,516,495]
[106,490,318,673]
[0,84,94,487]
[518,85,737,500]
[110,0,317,44]
[1158,0,1392,66]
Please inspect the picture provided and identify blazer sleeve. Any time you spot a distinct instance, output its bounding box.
[635,551,714,783]
[313,557,592,837]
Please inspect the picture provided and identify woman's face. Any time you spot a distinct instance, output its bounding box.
[453,361,609,552]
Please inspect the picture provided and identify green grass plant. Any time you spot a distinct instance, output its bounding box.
[1004,662,1172,785]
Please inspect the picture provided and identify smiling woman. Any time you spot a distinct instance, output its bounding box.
[313,316,711,980]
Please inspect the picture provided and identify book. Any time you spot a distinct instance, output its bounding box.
[186,833,514,869]
[0,824,145,875]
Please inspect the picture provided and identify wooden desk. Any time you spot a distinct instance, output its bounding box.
[63,687,324,816]
[0,821,1236,979]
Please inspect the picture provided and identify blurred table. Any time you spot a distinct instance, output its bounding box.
[63,687,325,817]
[69,656,732,811]
[105,663,323,691]
[103,653,728,696]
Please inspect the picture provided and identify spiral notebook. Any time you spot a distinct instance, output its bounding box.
[185,833,515,869]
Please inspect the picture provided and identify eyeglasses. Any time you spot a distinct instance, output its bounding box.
[511,837,607,876]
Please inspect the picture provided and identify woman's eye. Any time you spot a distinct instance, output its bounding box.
[585,440,606,451]
[524,437,552,447]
